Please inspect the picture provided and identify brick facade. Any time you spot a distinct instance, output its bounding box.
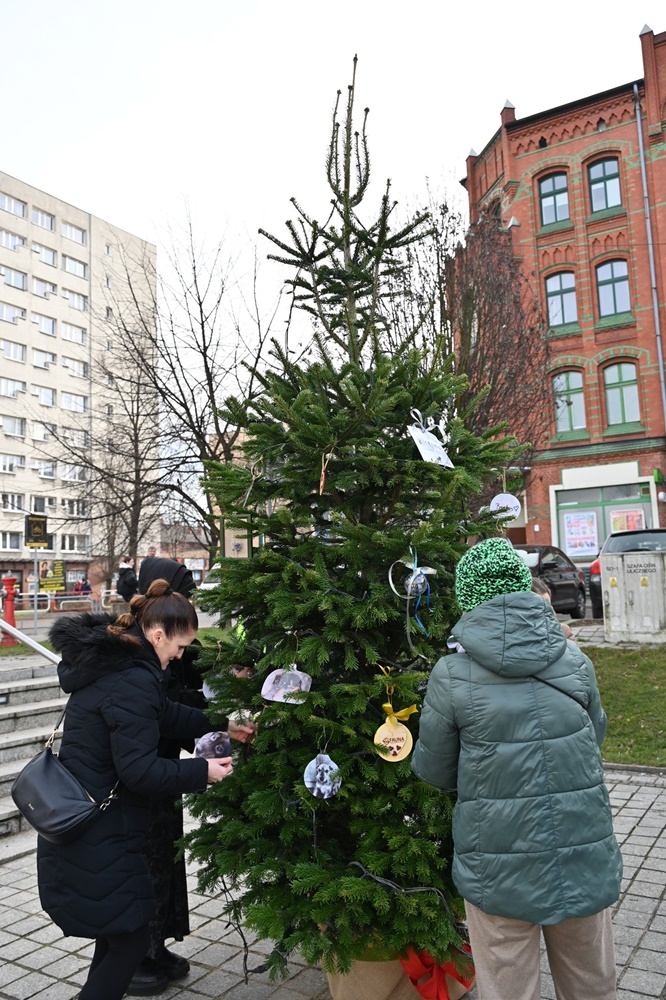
[463,26,666,564]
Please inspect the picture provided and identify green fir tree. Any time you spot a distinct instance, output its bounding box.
[186,60,519,978]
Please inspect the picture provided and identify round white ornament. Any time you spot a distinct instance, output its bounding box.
[261,665,312,703]
[489,492,522,522]
[374,720,413,762]
[303,754,342,799]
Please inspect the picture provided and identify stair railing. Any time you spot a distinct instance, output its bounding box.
[0,620,60,664]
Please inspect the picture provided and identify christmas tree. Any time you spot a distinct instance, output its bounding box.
[187,59,519,978]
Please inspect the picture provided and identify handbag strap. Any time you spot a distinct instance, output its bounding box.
[45,707,67,749]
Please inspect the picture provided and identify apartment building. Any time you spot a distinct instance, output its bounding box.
[0,171,157,592]
[462,25,666,565]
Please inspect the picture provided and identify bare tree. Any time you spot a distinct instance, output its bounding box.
[392,202,550,469]
[98,221,278,562]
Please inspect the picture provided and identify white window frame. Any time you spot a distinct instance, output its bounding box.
[0,339,26,363]
[0,229,26,251]
[62,255,87,278]
[61,222,86,245]
[0,378,26,397]
[32,208,55,231]
[32,349,57,370]
[0,193,26,218]
[61,391,86,412]
[61,322,86,345]
[31,312,57,336]
[0,453,25,474]
[30,384,56,407]
[1,492,24,511]
[33,278,57,298]
[2,266,27,291]
[32,243,57,267]
[1,415,26,437]
[0,531,23,550]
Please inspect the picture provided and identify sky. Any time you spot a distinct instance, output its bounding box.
[4,0,666,300]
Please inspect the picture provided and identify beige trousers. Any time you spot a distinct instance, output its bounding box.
[465,900,617,1000]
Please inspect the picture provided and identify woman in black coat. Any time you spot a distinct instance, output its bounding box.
[37,580,233,1000]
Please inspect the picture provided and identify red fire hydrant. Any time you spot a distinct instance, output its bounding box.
[0,575,19,647]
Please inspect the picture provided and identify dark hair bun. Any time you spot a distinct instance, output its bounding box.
[146,579,172,598]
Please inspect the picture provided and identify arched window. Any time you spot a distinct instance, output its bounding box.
[538,172,569,226]
[588,158,621,212]
[604,362,639,426]
[545,271,577,327]
[596,259,630,317]
[553,371,586,432]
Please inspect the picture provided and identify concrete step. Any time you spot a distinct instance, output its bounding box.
[0,825,36,862]
[0,696,68,735]
[0,724,63,764]
[0,653,58,682]
[0,676,63,706]
[0,793,34,837]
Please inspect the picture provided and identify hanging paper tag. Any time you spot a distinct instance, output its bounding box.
[304,754,341,798]
[261,665,312,703]
[374,720,413,761]
[489,492,522,522]
[408,424,454,469]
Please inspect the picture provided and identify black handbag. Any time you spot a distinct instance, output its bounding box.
[10,709,119,845]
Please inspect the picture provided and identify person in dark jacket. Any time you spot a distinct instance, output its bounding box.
[116,557,138,602]
[126,555,232,994]
[37,580,235,1000]
[412,537,622,1000]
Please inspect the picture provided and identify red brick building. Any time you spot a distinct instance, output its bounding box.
[462,25,666,566]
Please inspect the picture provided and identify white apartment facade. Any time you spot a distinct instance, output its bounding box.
[0,171,156,593]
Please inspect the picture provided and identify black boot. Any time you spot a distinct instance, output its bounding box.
[125,958,170,996]
[153,945,190,981]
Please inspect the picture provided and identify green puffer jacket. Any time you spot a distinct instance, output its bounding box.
[411,591,622,925]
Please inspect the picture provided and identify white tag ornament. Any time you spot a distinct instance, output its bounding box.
[407,409,454,469]
[489,493,522,522]
[304,754,342,799]
[261,665,312,703]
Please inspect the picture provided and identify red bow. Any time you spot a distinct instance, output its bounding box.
[400,946,474,1000]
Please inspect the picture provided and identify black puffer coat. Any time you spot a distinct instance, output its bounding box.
[37,613,210,938]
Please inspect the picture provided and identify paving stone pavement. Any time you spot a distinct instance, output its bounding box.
[0,766,663,999]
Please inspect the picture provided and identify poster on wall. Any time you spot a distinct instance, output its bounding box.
[563,512,599,558]
[610,508,645,533]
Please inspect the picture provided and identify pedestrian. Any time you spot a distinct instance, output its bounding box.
[531,576,577,641]
[126,555,254,995]
[37,580,238,1000]
[412,537,622,1000]
[116,557,138,603]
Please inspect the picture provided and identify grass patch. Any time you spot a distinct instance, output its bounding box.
[583,645,666,767]
[197,626,232,647]
[0,639,54,657]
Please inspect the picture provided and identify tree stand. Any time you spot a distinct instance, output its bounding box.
[327,958,472,1000]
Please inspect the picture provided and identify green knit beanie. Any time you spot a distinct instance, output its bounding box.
[455,537,533,611]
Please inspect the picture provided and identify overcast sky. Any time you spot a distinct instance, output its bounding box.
[4,1,665,286]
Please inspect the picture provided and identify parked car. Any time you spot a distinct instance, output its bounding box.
[588,528,666,618]
[198,564,221,590]
[513,544,587,618]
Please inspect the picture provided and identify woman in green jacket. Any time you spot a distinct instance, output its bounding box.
[412,537,621,1000]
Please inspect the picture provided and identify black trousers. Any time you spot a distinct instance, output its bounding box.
[80,924,150,1000]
